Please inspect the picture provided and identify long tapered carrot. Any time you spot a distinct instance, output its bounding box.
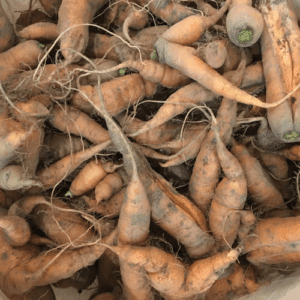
[154,38,289,108]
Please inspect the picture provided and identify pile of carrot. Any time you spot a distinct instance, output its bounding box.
[1,0,300,299]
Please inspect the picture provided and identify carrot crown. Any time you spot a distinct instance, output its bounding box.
[238,29,253,43]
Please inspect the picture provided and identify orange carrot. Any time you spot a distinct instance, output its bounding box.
[27,140,112,193]
[69,159,118,196]
[160,0,231,45]
[71,74,157,117]
[231,139,287,211]
[154,38,289,108]
[95,172,123,203]
[50,104,110,144]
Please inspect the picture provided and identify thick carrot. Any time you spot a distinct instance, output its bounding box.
[95,172,123,203]
[57,0,109,62]
[160,0,231,45]
[69,159,118,196]
[109,244,240,298]
[9,195,96,246]
[0,225,117,298]
[136,148,215,258]
[0,129,29,170]
[230,139,287,211]
[154,38,289,108]
[86,25,168,62]
[39,133,90,161]
[0,40,45,81]
[0,165,42,191]
[0,214,31,246]
[18,22,59,41]
[71,74,157,117]
[189,52,246,213]
[82,187,126,218]
[27,140,112,193]
[50,104,110,144]
[208,119,247,249]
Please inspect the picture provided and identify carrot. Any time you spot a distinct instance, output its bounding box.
[40,0,62,16]
[154,37,289,108]
[0,129,30,170]
[208,117,248,249]
[237,209,256,243]
[50,104,111,144]
[0,165,42,191]
[27,140,112,193]
[128,62,265,138]
[189,52,247,213]
[18,22,59,41]
[278,144,300,161]
[12,99,50,122]
[192,0,217,15]
[115,112,181,148]
[80,58,119,85]
[57,0,109,62]
[260,23,294,142]
[86,25,168,62]
[105,59,191,88]
[122,6,149,43]
[39,133,90,162]
[16,285,56,300]
[0,218,117,298]
[205,262,255,300]
[160,0,231,45]
[136,149,215,258]
[82,187,126,217]
[243,215,300,265]
[69,159,119,196]
[53,265,96,290]
[135,0,195,26]
[230,139,287,211]
[133,143,174,160]
[72,74,157,117]
[109,244,240,298]
[226,0,264,47]
[9,195,98,246]
[0,1,15,53]
[95,172,123,203]
[0,214,31,246]
[3,63,82,99]
[0,40,46,81]
[159,123,209,167]
[204,40,253,74]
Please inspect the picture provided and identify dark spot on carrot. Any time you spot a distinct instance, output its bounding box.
[203,156,209,166]
[227,279,232,285]
[211,137,217,145]
[291,97,296,104]
[1,252,8,260]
